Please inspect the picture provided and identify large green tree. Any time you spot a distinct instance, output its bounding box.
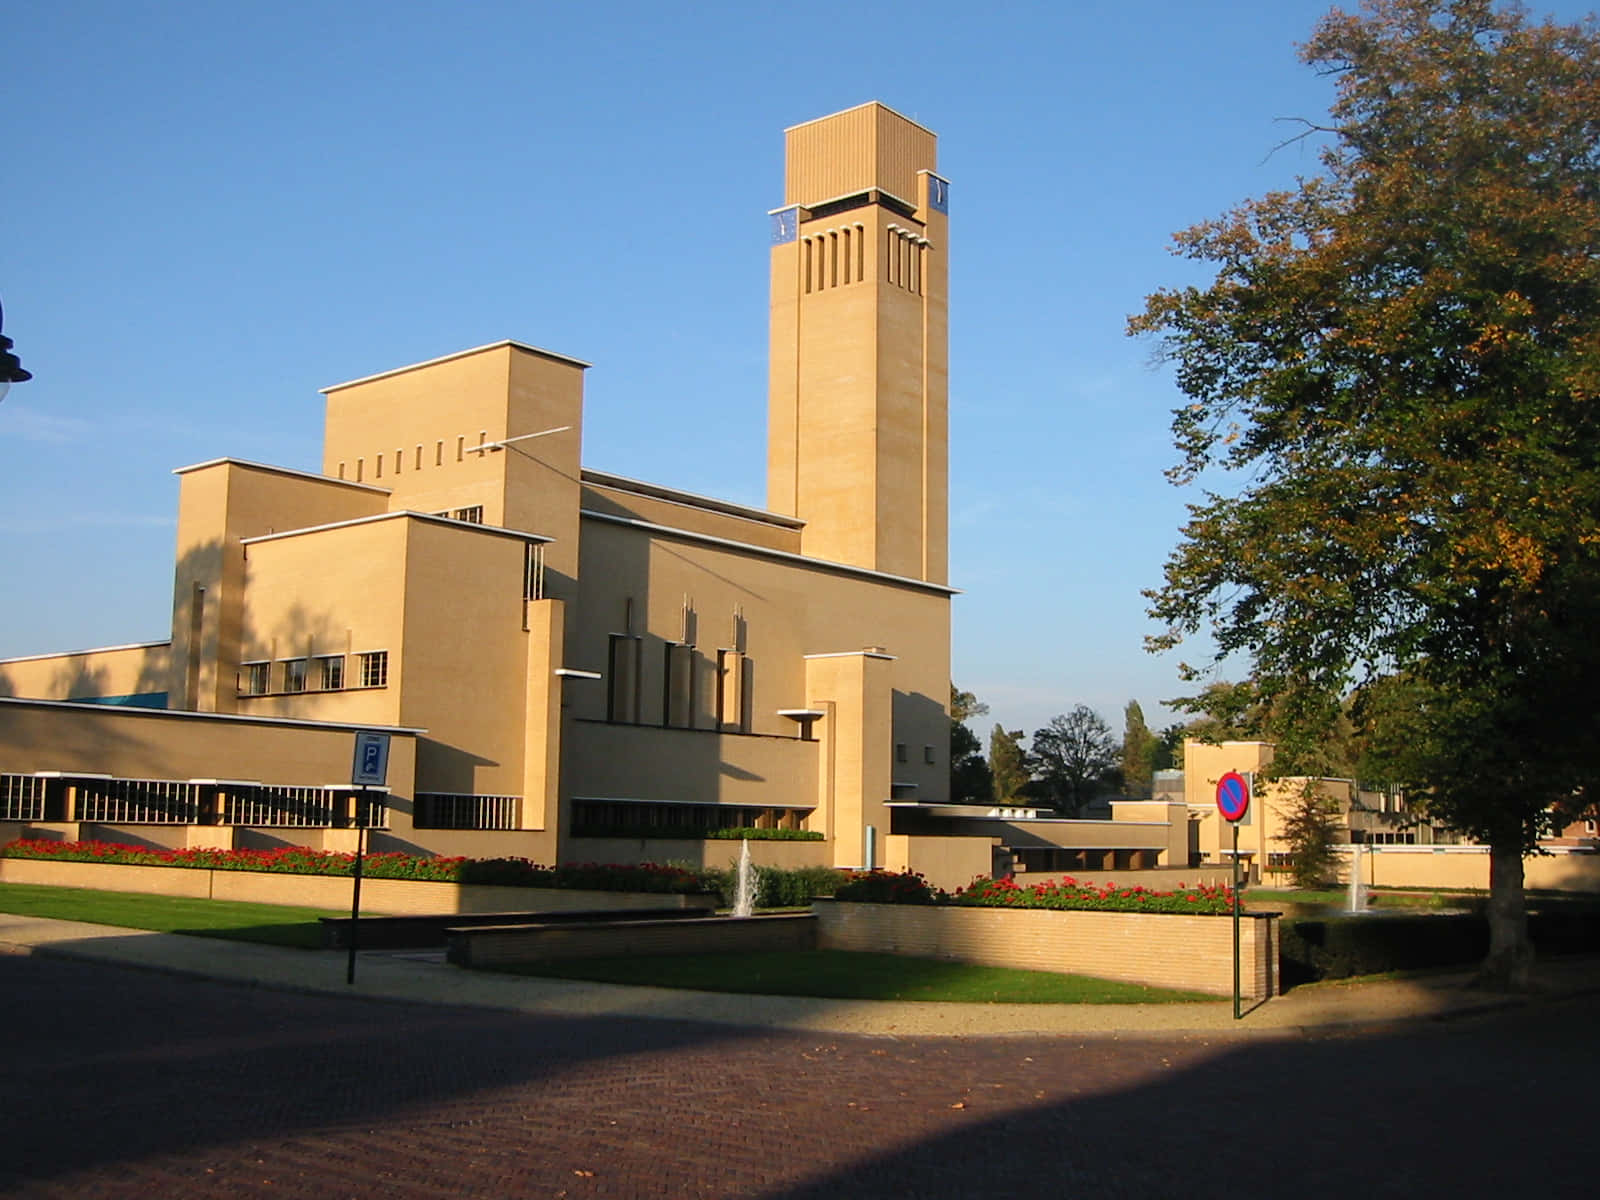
[1132,0,1600,987]
[1030,706,1120,815]
[1121,701,1156,798]
[989,725,1030,804]
[949,684,993,804]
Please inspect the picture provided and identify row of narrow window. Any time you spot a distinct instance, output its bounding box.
[238,650,388,696]
[885,226,927,294]
[803,224,867,292]
[336,431,494,483]
[605,636,750,734]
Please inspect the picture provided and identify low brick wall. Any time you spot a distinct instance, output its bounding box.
[0,857,714,916]
[449,913,816,970]
[813,900,1278,999]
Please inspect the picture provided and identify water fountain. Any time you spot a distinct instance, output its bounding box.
[732,838,757,918]
[1347,843,1369,913]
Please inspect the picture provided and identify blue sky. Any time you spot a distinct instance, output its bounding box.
[4,1,1590,742]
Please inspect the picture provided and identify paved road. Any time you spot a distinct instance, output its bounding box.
[1,953,1593,1199]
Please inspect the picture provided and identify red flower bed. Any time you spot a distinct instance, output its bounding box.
[954,875,1237,915]
[0,839,711,894]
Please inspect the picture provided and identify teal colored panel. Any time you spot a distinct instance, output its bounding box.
[72,692,168,709]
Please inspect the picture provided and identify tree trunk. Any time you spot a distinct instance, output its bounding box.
[1476,840,1533,991]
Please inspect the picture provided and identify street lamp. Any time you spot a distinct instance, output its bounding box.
[0,298,31,403]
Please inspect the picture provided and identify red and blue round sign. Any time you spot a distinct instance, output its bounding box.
[1215,771,1251,822]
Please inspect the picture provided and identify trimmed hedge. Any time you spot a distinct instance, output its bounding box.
[570,826,823,842]
[1279,907,1600,986]
[700,863,846,907]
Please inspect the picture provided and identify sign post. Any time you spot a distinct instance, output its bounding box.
[1215,770,1251,1020]
[347,732,390,985]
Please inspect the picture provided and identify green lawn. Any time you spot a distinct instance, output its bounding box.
[0,885,1223,1002]
[0,882,336,948]
[496,949,1219,1004]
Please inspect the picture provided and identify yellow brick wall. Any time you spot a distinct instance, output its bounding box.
[815,900,1278,998]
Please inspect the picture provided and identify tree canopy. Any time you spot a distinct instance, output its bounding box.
[1121,701,1156,798]
[989,725,1030,804]
[949,684,993,804]
[1030,706,1120,815]
[1131,0,1600,984]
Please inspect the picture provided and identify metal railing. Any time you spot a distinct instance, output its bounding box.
[76,778,202,825]
[225,786,339,828]
[0,774,46,821]
[414,793,518,830]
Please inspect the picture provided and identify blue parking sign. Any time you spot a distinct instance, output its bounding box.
[351,732,390,786]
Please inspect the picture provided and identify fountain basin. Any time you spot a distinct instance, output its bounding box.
[447,911,815,970]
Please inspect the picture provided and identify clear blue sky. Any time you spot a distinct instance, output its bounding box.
[4,1,1590,742]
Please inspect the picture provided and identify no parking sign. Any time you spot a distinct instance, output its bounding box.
[1216,770,1250,822]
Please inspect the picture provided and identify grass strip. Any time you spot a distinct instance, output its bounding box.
[495,948,1219,1004]
[0,882,336,948]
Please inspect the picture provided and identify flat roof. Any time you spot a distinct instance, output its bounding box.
[580,509,960,596]
[240,510,553,547]
[0,695,424,736]
[172,457,392,493]
[0,639,170,666]
[582,468,805,530]
[784,100,935,138]
[321,340,591,393]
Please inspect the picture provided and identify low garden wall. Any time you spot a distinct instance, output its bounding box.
[0,857,713,916]
[813,899,1278,998]
[448,912,816,969]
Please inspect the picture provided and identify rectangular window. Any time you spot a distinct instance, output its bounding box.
[451,505,484,524]
[318,655,345,690]
[241,662,270,696]
[924,745,936,765]
[282,659,307,694]
[359,651,388,688]
[896,743,908,764]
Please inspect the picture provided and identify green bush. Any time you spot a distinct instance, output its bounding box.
[697,863,846,907]
[568,825,823,842]
[1277,908,1600,986]
[1280,914,1486,986]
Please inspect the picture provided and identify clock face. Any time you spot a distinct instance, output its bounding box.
[928,176,949,214]
[770,207,799,245]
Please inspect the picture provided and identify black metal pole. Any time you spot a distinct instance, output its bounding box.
[1228,825,1241,1024]
[346,789,366,985]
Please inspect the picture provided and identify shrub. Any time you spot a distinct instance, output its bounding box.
[831,869,945,905]
[1280,906,1600,986]
[697,863,847,907]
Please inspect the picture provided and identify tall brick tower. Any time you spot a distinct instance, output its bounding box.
[767,103,949,585]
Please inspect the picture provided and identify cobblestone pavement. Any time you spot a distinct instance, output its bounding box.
[1,953,1593,1199]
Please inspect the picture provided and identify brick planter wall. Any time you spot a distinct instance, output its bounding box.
[0,857,715,916]
[814,900,1279,998]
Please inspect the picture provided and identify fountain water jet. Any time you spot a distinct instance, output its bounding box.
[732,838,757,918]
[1347,843,1369,913]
